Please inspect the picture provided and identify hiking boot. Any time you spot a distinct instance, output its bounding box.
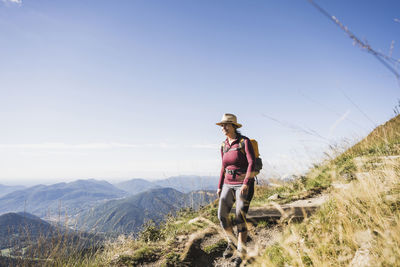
[223,243,234,258]
[233,256,242,267]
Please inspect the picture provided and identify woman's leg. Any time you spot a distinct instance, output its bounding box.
[218,185,236,244]
[235,182,255,252]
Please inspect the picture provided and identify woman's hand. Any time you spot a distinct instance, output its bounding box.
[240,184,248,196]
[217,188,222,197]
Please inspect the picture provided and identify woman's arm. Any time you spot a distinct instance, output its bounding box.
[217,145,226,190]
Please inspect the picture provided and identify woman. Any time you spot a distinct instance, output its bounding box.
[216,113,255,265]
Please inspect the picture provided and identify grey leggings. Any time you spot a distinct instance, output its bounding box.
[217,183,254,233]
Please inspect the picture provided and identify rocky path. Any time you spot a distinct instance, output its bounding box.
[179,155,399,266]
[182,192,329,267]
[247,193,328,224]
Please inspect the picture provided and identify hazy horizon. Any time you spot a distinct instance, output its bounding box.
[0,174,223,187]
[1,0,398,185]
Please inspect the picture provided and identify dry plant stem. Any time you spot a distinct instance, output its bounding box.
[308,0,400,83]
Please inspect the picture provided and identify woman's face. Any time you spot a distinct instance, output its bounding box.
[221,123,235,137]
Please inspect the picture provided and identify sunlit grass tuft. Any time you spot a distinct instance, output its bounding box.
[253,115,400,266]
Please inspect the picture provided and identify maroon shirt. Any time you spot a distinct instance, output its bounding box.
[218,135,255,189]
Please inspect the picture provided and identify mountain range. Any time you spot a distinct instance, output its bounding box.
[76,187,217,234]
[115,175,218,194]
[0,179,128,218]
[0,176,218,237]
[114,178,161,195]
[0,184,25,198]
[152,175,218,193]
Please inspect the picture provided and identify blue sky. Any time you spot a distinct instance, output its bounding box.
[1,0,399,185]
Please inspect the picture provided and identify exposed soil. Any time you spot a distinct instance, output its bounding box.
[117,193,328,266]
[180,193,328,266]
[212,225,282,267]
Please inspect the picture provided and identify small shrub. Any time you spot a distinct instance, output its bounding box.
[302,254,313,266]
[138,220,164,242]
[264,243,291,267]
[163,252,181,266]
[199,204,219,224]
[117,245,159,266]
[305,173,331,190]
[257,220,269,228]
[203,239,227,255]
[338,158,356,180]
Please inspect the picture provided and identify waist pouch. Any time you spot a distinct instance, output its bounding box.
[225,168,247,179]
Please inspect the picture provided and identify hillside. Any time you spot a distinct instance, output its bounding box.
[76,188,217,234]
[0,212,56,250]
[80,115,400,266]
[252,114,400,266]
[0,179,127,218]
[115,175,218,195]
[114,178,161,195]
[0,212,103,265]
[153,175,218,193]
[346,114,400,156]
[5,115,398,266]
[0,184,25,198]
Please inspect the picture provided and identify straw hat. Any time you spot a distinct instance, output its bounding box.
[216,113,242,128]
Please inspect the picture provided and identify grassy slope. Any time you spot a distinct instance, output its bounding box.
[55,115,399,266]
[347,114,400,156]
[255,114,400,266]
[86,153,343,265]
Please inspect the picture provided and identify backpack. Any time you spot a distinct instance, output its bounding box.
[221,137,263,178]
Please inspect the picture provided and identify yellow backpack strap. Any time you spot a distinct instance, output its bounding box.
[239,138,246,153]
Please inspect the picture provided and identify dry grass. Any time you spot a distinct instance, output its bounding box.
[255,160,399,266]
[84,208,218,266]
[253,115,400,267]
[6,116,398,266]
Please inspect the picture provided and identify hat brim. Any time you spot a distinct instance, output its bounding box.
[216,122,242,128]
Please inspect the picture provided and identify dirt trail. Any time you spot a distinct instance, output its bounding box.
[180,156,398,266]
[182,192,328,267]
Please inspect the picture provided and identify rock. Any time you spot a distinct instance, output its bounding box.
[268,194,281,200]
[350,246,370,267]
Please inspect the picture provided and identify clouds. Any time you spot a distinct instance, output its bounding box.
[189,144,219,149]
[2,0,22,5]
[0,142,158,150]
[0,142,218,150]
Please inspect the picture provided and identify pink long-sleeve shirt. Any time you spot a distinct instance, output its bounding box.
[218,135,255,189]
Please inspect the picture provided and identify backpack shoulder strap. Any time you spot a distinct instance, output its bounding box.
[238,136,247,154]
[222,136,247,154]
[221,141,228,154]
